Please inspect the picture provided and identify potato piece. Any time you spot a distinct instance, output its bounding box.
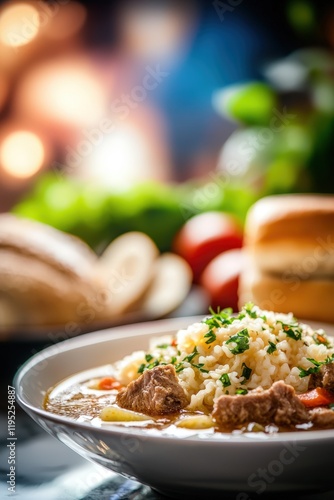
[100,405,152,422]
[175,415,214,429]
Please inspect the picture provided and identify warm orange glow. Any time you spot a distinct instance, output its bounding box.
[0,3,40,47]
[121,4,194,59]
[0,78,9,111]
[0,131,44,178]
[44,2,87,40]
[16,58,107,127]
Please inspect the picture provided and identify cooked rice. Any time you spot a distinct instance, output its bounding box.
[114,305,334,412]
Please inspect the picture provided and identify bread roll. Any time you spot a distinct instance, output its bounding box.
[239,267,334,324]
[239,194,334,323]
[244,195,334,277]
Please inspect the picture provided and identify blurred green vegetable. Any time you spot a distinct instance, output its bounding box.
[13,174,255,252]
[213,82,277,126]
[214,48,334,195]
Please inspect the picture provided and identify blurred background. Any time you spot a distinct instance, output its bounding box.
[0,0,333,239]
[1,0,334,323]
[2,3,334,493]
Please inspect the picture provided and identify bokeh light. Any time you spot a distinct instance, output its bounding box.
[43,2,87,41]
[0,2,40,47]
[120,3,195,60]
[0,130,45,178]
[79,121,169,189]
[16,58,108,127]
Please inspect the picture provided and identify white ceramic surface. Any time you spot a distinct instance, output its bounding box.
[15,317,334,498]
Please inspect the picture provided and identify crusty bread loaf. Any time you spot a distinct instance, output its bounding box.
[239,194,334,323]
[0,215,192,335]
[0,215,102,333]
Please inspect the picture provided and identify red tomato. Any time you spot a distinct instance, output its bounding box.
[200,249,244,311]
[173,212,243,281]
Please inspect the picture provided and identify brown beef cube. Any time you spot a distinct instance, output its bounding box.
[212,381,310,428]
[309,363,334,393]
[116,364,189,416]
[309,407,334,428]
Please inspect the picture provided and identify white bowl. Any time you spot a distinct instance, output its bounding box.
[15,317,334,498]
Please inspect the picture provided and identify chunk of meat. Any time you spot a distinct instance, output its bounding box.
[309,407,334,428]
[308,363,334,393]
[116,364,189,416]
[212,381,310,428]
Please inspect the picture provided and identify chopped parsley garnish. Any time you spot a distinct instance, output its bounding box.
[285,328,302,341]
[298,366,320,378]
[298,355,334,378]
[202,306,234,329]
[267,341,277,354]
[174,345,209,374]
[156,343,170,349]
[278,321,302,341]
[192,363,209,373]
[226,328,250,355]
[202,307,239,344]
[183,346,198,363]
[306,358,324,367]
[244,302,257,318]
[204,330,217,344]
[146,360,159,370]
[220,373,231,387]
[137,353,171,374]
[237,312,246,320]
[241,363,252,380]
[236,388,248,395]
[138,359,160,374]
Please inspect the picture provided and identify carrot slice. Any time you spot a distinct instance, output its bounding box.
[298,387,334,408]
[98,377,123,391]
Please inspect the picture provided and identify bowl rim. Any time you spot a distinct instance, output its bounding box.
[14,315,334,445]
